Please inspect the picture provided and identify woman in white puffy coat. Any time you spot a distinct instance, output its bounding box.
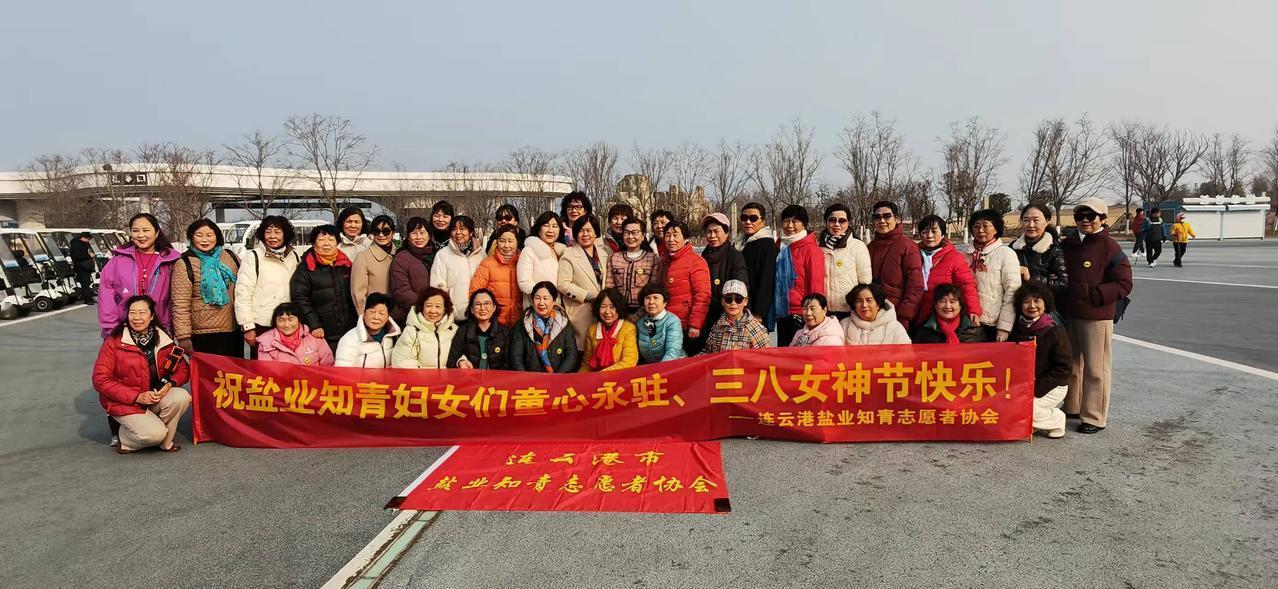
[334,293,402,368]
[391,287,459,369]
[233,217,302,350]
[968,209,1022,342]
[818,204,872,317]
[841,284,912,345]
[429,216,486,322]
[517,212,566,301]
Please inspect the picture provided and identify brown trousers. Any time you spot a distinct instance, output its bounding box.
[1064,319,1113,427]
[115,388,191,451]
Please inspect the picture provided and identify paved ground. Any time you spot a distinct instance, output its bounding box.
[0,239,1274,588]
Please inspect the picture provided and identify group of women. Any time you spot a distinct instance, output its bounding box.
[92,191,1131,453]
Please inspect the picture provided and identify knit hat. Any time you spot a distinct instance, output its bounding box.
[721,279,748,299]
[1074,197,1109,217]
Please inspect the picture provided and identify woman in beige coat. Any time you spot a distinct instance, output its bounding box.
[557,215,609,351]
[350,215,396,314]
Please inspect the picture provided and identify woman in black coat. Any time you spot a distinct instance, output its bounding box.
[447,289,512,369]
[509,281,580,373]
[693,213,749,354]
[1011,203,1068,299]
[289,225,358,352]
[911,284,986,344]
[1007,279,1073,439]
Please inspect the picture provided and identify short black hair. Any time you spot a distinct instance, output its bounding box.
[271,302,301,325]
[780,204,809,225]
[607,203,634,219]
[185,218,224,247]
[336,206,368,235]
[370,214,397,234]
[1019,203,1053,222]
[823,203,851,220]
[649,209,674,225]
[449,215,475,234]
[638,282,670,304]
[932,283,968,314]
[664,220,693,240]
[572,215,602,239]
[495,203,521,225]
[560,191,592,219]
[742,202,767,218]
[111,294,158,336]
[465,288,500,321]
[592,287,629,321]
[968,208,1005,237]
[256,216,295,246]
[531,212,563,241]
[801,293,828,309]
[1014,280,1056,314]
[917,214,947,235]
[404,216,429,236]
[530,280,559,301]
[309,224,341,244]
[489,224,520,247]
[430,200,455,218]
[846,283,889,312]
[364,292,394,313]
[871,201,898,217]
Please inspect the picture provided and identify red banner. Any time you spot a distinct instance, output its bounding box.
[192,343,1035,448]
[390,442,730,513]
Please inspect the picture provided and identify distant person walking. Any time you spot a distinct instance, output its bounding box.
[70,232,96,305]
[1141,208,1166,267]
[1129,208,1146,259]
[1171,213,1196,267]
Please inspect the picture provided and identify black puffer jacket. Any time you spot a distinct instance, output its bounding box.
[1011,231,1068,297]
[290,250,358,350]
[911,315,987,344]
[1009,318,1073,397]
[508,309,580,373]
[701,244,749,329]
[447,320,512,370]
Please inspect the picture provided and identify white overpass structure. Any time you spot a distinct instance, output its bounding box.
[0,164,574,227]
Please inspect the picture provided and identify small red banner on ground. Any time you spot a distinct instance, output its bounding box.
[390,442,730,513]
[192,343,1035,447]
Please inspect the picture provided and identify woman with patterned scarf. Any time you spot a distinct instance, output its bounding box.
[172,219,241,357]
[509,282,580,373]
[290,225,358,352]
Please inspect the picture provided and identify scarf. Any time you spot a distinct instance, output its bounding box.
[532,312,557,372]
[970,241,991,273]
[304,248,352,271]
[376,241,393,254]
[454,239,473,256]
[130,325,161,390]
[588,321,621,370]
[192,247,236,307]
[920,243,944,288]
[130,325,158,348]
[496,250,514,264]
[264,244,290,261]
[315,249,338,266]
[937,315,961,344]
[583,245,602,286]
[733,226,776,252]
[819,230,847,250]
[277,328,303,351]
[1018,313,1055,335]
[770,231,806,328]
[403,242,432,270]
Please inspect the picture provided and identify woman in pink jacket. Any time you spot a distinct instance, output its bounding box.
[789,293,844,346]
[97,213,181,338]
[254,303,335,366]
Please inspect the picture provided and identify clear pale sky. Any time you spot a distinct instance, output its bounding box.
[3,0,1276,198]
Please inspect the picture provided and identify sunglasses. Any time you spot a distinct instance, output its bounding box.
[1073,211,1099,222]
[739,214,761,223]
[374,228,394,236]
[827,217,849,225]
[722,294,745,304]
[497,214,515,222]
[871,213,894,221]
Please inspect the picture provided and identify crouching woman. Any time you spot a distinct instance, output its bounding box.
[92,295,191,454]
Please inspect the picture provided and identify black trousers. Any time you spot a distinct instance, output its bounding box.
[1173,242,1188,266]
[776,315,803,348]
[1131,234,1145,254]
[192,330,246,358]
[75,271,95,303]
[1144,236,1163,264]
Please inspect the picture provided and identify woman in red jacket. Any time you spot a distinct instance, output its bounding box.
[92,295,191,454]
[772,205,826,347]
[660,221,711,354]
[914,215,982,327]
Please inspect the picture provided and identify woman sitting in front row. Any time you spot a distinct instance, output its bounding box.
[510,281,580,373]
[841,284,912,345]
[334,292,401,368]
[580,287,638,372]
[789,293,844,347]
[911,283,987,344]
[92,295,191,454]
[447,289,511,370]
[1008,280,1073,439]
[256,303,335,366]
[392,286,459,369]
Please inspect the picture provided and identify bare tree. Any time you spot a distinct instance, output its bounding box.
[79,147,131,228]
[939,116,1007,234]
[670,141,712,193]
[1132,125,1208,206]
[283,113,379,219]
[1018,116,1110,219]
[1262,128,1278,218]
[502,146,560,216]
[22,153,98,227]
[837,111,916,235]
[1200,133,1250,196]
[748,120,823,225]
[223,130,300,218]
[135,143,220,236]
[563,141,620,208]
[900,174,937,233]
[440,160,501,230]
[710,139,751,212]
[1107,120,1143,223]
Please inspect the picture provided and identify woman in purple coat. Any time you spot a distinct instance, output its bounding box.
[97,213,181,338]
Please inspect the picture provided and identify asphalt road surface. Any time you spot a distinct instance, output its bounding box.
[1,239,1274,588]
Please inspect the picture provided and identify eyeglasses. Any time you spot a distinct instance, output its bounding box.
[374,228,394,236]
[871,212,894,221]
[739,214,761,223]
[722,294,745,304]
[1073,211,1099,222]
[826,217,849,225]
[566,204,585,211]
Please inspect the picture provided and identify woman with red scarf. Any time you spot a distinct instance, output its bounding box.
[289,225,357,352]
[910,284,986,344]
[255,303,335,366]
[580,288,638,371]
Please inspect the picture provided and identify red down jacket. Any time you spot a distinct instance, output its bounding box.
[917,241,983,325]
[92,329,191,417]
[661,244,712,332]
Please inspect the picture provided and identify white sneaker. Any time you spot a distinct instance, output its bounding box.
[110,435,120,447]
[1047,428,1065,439]
[1150,261,1157,268]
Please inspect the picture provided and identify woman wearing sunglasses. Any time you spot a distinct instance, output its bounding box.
[351,215,397,315]
[819,203,871,321]
[485,204,527,255]
[1059,197,1132,435]
[703,280,770,354]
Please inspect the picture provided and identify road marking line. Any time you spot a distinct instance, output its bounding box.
[1183,263,1278,269]
[1131,276,1278,289]
[323,446,458,589]
[1115,334,1278,382]
[0,304,87,327]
